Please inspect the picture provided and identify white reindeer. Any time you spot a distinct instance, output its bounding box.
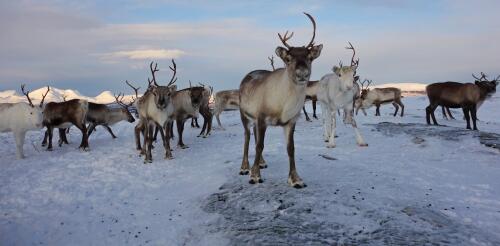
[317,42,367,148]
[0,85,49,158]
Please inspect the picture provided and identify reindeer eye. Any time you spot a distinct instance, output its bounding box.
[30,112,33,115]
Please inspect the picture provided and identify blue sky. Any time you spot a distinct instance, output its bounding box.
[1,0,499,95]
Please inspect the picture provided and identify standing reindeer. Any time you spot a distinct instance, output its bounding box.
[0,85,47,158]
[197,83,214,138]
[213,89,239,129]
[136,60,177,163]
[425,72,498,130]
[302,81,319,121]
[355,79,405,117]
[239,12,323,188]
[86,94,136,138]
[317,42,367,148]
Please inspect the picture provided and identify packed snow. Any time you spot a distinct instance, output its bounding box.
[1,91,499,245]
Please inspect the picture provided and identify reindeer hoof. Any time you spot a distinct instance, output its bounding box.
[288,178,306,189]
[358,143,368,147]
[249,177,263,184]
[239,169,249,175]
[47,147,53,151]
[144,160,152,164]
[178,144,188,149]
[259,164,268,169]
[326,144,336,148]
[164,155,173,160]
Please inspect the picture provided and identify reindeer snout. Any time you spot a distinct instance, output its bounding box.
[295,68,310,83]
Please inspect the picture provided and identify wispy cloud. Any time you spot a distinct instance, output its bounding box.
[100,49,186,61]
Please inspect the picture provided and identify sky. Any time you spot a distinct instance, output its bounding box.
[1,0,499,95]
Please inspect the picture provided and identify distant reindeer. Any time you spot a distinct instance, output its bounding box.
[86,94,136,138]
[317,42,367,148]
[239,12,323,188]
[425,72,498,130]
[0,85,47,158]
[213,89,240,129]
[136,60,177,163]
[302,81,319,121]
[355,79,405,117]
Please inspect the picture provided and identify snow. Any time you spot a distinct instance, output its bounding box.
[1,91,500,245]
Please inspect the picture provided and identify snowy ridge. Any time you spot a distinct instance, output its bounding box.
[0,87,136,104]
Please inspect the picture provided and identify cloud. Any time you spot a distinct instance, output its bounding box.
[101,49,186,61]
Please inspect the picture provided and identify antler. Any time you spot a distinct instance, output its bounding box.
[125,80,140,102]
[114,92,129,108]
[20,84,34,107]
[149,61,160,86]
[304,12,316,48]
[278,31,294,49]
[346,42,359,67]
[198,82,206,87]
[39,86,50,107]
[167,59,178,87]
[268,56,276,71]
[472,72,488,81]
[362,79,372,90]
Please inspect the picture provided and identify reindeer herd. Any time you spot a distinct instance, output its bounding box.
[0,13,498,188]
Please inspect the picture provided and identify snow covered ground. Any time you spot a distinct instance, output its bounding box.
[1,94,500,245]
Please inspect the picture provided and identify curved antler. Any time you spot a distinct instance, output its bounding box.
[304,12,316,48]
[20,84,34,107]
[125,80,140,102]
[149,61,160,86]
[39,86,50,107]
[167,59,177,87]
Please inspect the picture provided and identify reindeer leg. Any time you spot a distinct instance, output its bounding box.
[42,128,48,147]
[284,122,305,188]
[398,100,404,117]
[471,104,478,130]
[312,99,318,119]
[47,126,54,151]
[239,112,251,175]
[14,131,26,159]
[446,107,455,120]
[348,112,368,147]
[75,122,89,150]
[430,104,439,125]
[159,125,172,159]
[463,106,471,130]
[303,106,311,122]
[392,102,399,117]
[176,118,188,149]
[103,125,117,139]
[144,124,153,163]
[205,112,213,137]
[253,125,266,168]
[135,122,143,151]
[321,103,331,142]
[326,109,336,148]
[375,104,381,116]
[87,124,96,137]
[250,118,266,184]
[441,106,448,120]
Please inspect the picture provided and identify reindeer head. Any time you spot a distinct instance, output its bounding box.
[275,12,323,85]
[359,79,372,99]
[332,42,359,90]
[148,60,177,110]
[473,72,498,97]
[114,93,136,123]
[20,84,45,129]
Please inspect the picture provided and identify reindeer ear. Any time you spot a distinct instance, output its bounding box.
[332,66,341,75]
[308,44,323,60]
[275,46,290,63]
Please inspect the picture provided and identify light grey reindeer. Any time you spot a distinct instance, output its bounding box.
[239,12,323,188]
[136,60,177,163]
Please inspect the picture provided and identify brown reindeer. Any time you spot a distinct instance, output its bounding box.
[355,79,404,117]
[42,98,89,150]
[425,72,498,130]
[239,12,323,188]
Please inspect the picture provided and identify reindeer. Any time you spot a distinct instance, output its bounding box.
[0,85,47,158]
[42,97,89,150]
[213,89,239,129]
[136,60,177,163]
[317,42,367,148]
[239,12,322,188]
[86,94,136,138]
[425,72,498,130]
[355,79,405,117]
